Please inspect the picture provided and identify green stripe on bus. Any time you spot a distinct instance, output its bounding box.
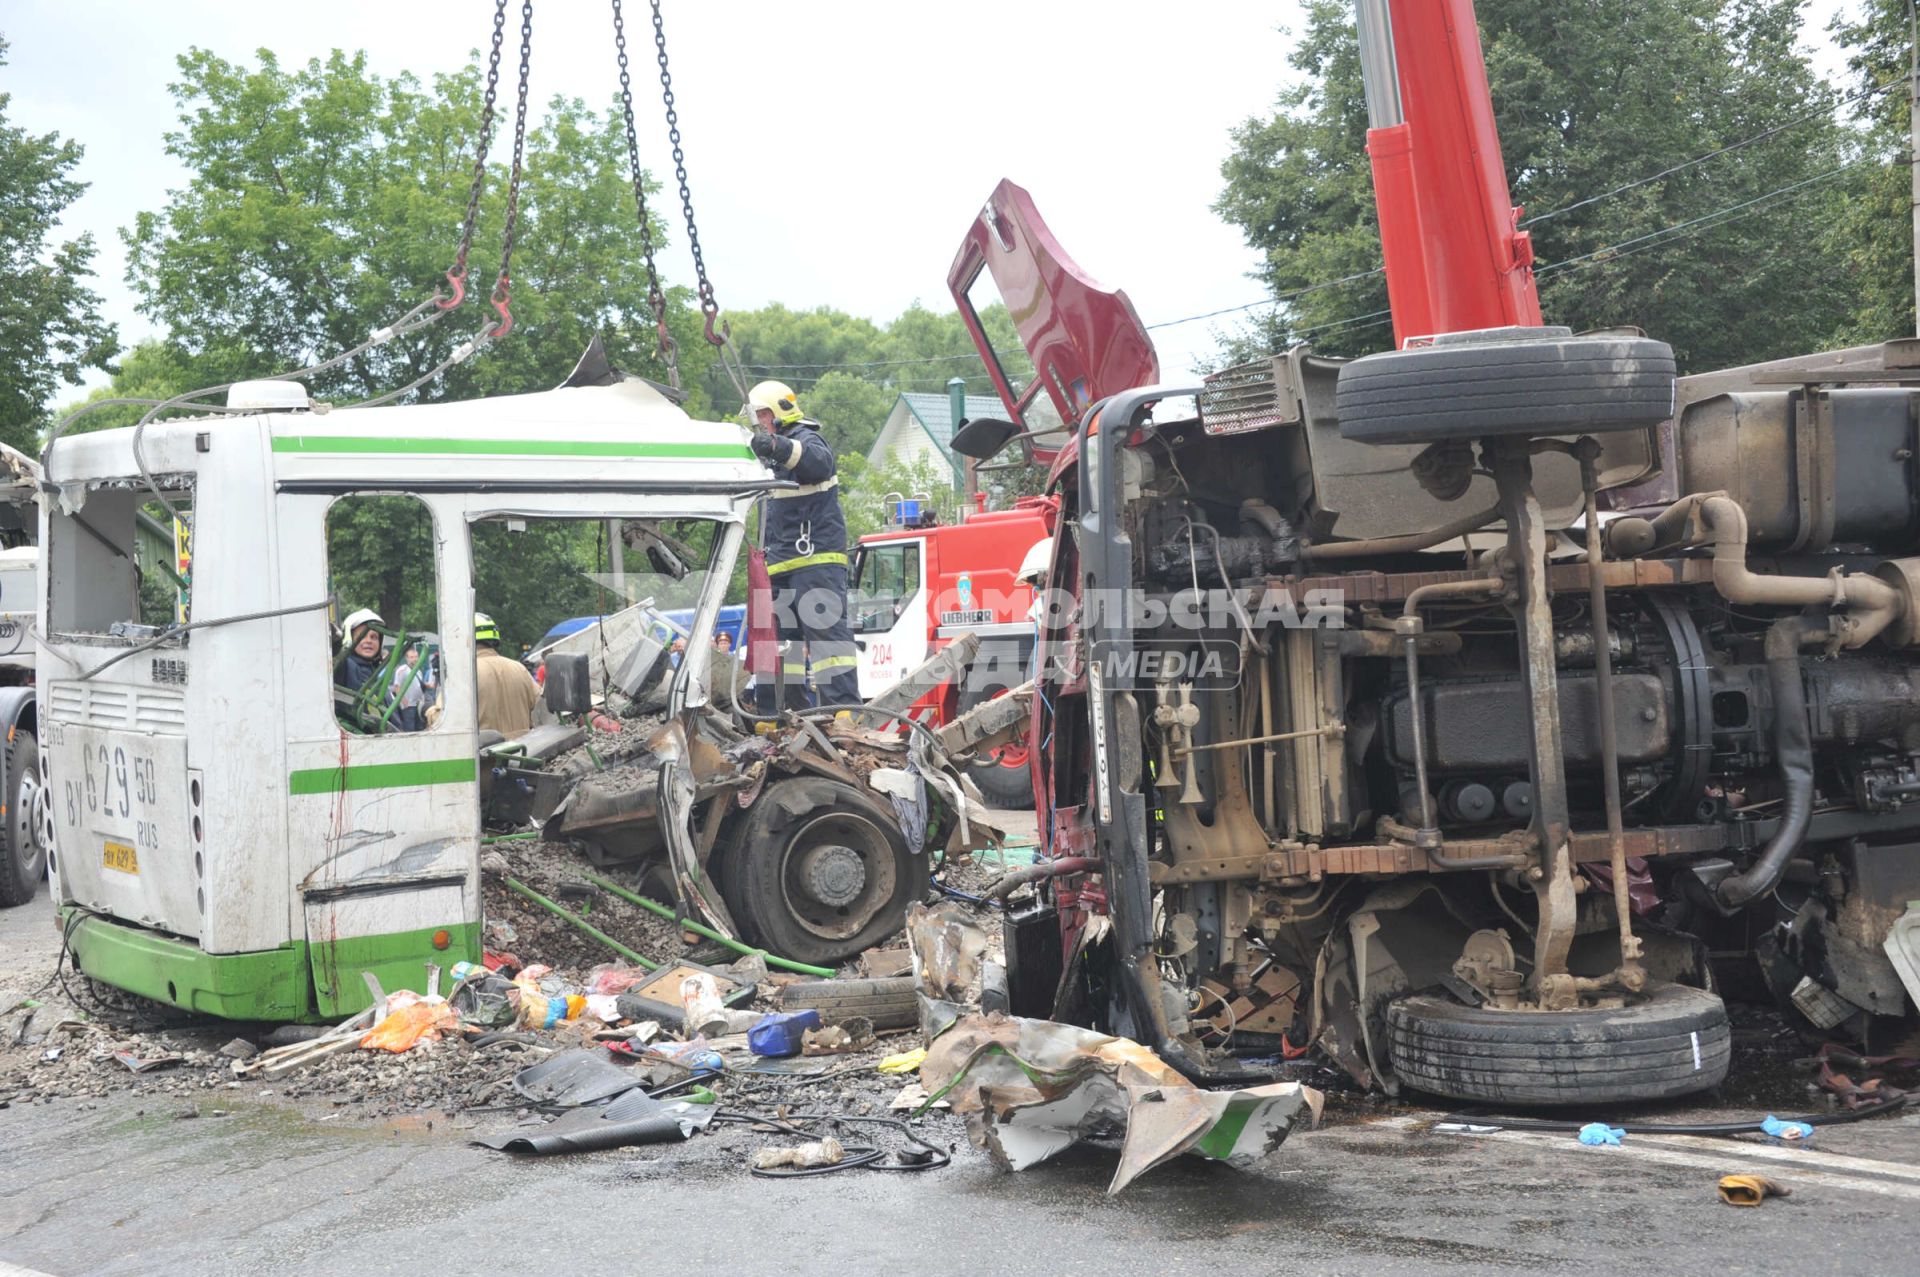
[270,436,752,459]
[287,756,478,795]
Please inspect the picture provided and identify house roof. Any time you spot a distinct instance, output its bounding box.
[898,392,1007,454]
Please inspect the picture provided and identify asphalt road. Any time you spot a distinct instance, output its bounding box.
[6,1081,1920,1276]
[9,813,1920,1275]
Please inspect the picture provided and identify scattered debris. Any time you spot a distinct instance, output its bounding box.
[752,1136,845,1171]
[919,1014,1320,1194]
[747,1010,821,1058]
[112,1051,184,1073]
[1760,1114,1814,1142]
[802,1018,874,1056]
[1719,1174,1792,1207]
[474,1088,716,1155]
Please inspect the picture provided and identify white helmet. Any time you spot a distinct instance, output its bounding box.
[342,607,383,637]
[1016,537,1053,586]
[341,606,382,652]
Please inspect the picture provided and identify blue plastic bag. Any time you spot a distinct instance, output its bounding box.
[1577,1122,1625,1146]
[748,1009,823,1058]
[1760,1114,1814,1141]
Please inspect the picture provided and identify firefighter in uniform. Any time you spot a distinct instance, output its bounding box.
[747,380,861,713]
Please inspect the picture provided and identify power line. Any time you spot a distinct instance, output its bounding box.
[741,350,991,372]
[1534,159,1863,275]
[1520,79,1899,227]
[1271,158,1869,347]
[1154,77,1902,333]
[1145,267,1386,331]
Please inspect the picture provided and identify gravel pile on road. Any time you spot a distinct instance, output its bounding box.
[0,827,993,1126]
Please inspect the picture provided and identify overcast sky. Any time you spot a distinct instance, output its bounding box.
[1,1,1864,393]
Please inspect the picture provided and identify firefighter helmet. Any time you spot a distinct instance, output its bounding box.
[748,380,803,426]
[341,608,383,641]
[474,612,503,645]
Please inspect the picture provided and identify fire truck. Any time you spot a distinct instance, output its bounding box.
[850,492,1055,807]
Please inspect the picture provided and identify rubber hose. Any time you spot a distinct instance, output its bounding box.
[1717,617,1822,910]
[580,870,836,978]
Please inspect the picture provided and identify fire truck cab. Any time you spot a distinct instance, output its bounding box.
[851,492,1054,807]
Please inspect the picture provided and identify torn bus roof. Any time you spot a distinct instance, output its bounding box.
[45,378,772,497]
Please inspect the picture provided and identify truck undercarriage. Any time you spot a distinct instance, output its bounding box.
[998,339,1920,1104]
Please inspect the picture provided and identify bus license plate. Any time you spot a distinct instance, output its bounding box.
[102,839,139,875]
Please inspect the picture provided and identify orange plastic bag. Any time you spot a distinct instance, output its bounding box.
[360,999,458,1053]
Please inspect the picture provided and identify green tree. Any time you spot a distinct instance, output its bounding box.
[1216,0,1854,372]
[0,35,119,446]
[113,47,713,413]
[796,370,892,458]
[1824,1,1914,345]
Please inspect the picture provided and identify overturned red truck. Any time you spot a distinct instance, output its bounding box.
[946,0,1920,1105]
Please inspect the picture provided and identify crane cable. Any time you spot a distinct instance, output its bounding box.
[611,0,752,402]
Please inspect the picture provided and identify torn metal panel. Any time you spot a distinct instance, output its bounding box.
[919,1013,1321,1194]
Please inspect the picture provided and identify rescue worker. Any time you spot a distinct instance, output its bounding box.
[474,611,540,737]
[333,607,395,731]
[747,380,860,713]
[333,608,386,695]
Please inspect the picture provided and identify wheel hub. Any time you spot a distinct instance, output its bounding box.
[798,843,866,908]
[30,783,51,857]
[19,770,44,853]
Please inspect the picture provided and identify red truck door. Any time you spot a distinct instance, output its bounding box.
[948,180,1160,466]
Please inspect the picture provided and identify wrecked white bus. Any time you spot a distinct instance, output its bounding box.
[40,357,932,1019]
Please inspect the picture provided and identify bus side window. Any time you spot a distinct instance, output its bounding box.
[326,495,442,734]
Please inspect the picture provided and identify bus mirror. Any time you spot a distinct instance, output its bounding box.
[950,416,1023,460]
[544,651,593,717]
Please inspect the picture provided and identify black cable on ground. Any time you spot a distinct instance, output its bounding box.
[714,1108,951,1175]
[1440,1094,1908,1136]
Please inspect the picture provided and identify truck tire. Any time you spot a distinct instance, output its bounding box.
[1336,328,1675,445]
[776,975,920,1030]
[0,733,44,907]
[958,680,1034,811]
[1386,983,1731,1106]
[719,776,930,968]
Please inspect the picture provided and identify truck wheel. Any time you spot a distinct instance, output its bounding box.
[0,733,45,907]
[1335,328,1675,445]
[776,975,920,1030]
[1386,983,1731,1106]
[720,777,930,968]
[958,682,1034,811]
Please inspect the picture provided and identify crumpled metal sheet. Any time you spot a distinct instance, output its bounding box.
[473,1088,716,1155]
[905,901,987,1003]
[510,1048,649,1107]
[919,1014,1323,1195]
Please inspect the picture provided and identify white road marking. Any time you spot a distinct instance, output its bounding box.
[1364,1114,1920,1202]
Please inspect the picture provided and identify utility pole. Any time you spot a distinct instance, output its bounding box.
[950,377,978,508]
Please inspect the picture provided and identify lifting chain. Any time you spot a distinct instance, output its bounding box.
[611,0,678,387]
[442,0,509,310]
[648,0,719,347]
[488,0,535,340]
